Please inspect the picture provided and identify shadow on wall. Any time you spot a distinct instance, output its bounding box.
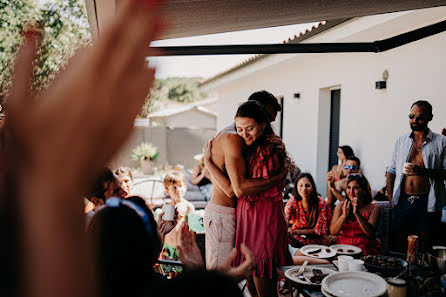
[110,126,216,171]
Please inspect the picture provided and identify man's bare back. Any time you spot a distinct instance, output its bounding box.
[404,138,430,195]
[209,125,241,208]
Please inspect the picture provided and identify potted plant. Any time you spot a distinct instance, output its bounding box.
[132,142,159,174]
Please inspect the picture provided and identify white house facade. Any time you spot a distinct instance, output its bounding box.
[200,7,446,193]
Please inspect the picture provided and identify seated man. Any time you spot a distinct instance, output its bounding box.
[327,156,362,207]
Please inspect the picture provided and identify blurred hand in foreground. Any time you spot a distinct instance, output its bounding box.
[5,1,166,297]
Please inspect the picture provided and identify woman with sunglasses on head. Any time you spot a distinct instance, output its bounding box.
[327,156,362,207]
[330,146,355,181]
[330,175,381,255]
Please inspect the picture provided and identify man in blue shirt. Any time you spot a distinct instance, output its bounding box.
[386,100,446,252]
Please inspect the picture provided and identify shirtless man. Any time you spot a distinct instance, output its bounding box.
[386,100,446,251]
[203,91,285,270]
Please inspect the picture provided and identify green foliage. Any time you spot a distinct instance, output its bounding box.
[0,0,90,98]
[139,76,207,117]
[132,142,158,161]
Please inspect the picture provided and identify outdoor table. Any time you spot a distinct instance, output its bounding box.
[278,264,337,297]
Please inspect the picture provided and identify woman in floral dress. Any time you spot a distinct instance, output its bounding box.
[285,173,332,247]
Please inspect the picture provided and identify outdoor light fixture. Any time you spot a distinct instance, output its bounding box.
[294,93,301,99]
[375,69,389,89]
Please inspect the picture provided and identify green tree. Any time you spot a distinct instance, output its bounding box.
[0,0,90,98]
[168,82,197,103]
[139,77,206,117]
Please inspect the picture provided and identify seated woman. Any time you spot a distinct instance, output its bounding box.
[330,175,381,255]
[190,155,213,201]
[285,173,332,247]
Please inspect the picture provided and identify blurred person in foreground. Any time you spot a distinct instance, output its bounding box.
[88,196,254,297]
[0,1,166,297]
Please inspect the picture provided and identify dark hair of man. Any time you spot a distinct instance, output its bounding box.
[339,145,354,158]
[346,156,361,167]
[85,167,115,201]
[248,90,281,112]
[292,173,319,228]
[87,196,161,297]
[411,100,433,116]
[346,175,372,205]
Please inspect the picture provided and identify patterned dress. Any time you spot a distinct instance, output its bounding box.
[285,196,332,245]
[233,145,291,278]
[336,203,380,255]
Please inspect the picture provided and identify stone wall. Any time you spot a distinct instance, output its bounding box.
[109,126,216,172]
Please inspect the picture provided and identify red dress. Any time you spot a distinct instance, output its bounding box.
[336,203,380,255]
[233,145,291,278]
[285,196,332,245]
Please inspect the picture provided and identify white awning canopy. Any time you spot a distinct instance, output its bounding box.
[85,0,446,41]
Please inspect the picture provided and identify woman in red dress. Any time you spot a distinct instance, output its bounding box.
[330,175,381,255]
[227,101,293,297]
[285,173,332,246]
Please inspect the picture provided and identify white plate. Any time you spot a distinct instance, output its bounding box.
[285,266,336,286]
[330,244,362,255]
[321,286,336,297]
[321,271,387,297]
[301,244,336,258]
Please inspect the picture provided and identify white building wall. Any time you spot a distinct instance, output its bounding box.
[205,8,446,193]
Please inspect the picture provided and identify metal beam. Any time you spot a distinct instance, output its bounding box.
[149,19,446,56]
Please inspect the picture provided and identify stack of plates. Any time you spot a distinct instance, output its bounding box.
[321,272,387,297]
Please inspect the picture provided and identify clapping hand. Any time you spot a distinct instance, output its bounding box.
[350,198,359,215]
[326,171,334,187]
[342,200,352,218]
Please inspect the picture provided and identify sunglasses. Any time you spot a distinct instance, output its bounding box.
[408,114,426,121]
[344,165,358,171]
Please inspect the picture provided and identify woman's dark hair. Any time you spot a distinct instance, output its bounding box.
[235,100,272,133]
[346,175,372,205]
[339,145,354,158]
[292,173,319,228]
[87,196,161,297]
[86,167,115,201]
[235,101,296,175]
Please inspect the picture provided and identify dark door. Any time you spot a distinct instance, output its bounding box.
[328,89,341,170]
[279,96,284,138]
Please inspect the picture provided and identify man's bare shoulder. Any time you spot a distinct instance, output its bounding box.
[217,132,243,145]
